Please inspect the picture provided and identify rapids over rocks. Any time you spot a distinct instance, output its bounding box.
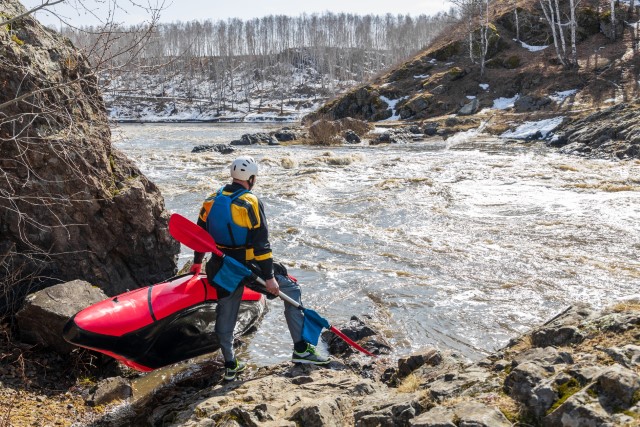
[113,123,640,366]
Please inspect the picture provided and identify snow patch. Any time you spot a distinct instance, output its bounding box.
[466,95,476,100]
[492,94,520,110]
[500,117,564,140]
[380,95,408,121]
[414,74,430,79]
[550,89,577,103]
[479,83,489,90]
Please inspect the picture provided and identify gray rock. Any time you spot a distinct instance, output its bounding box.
[273,130,298,142]
[504,361,556,415]
[191,144,235,154]
[453,401,512,427]
[288,397,351,427]
[88,376,132,406]
[544,391,614,427]
[424,122,439,136]
[321,316,390,356]
[0,0,180,299]
[458,99,479,116]
[603,345,640,369]
[596,364,640,406]
[398,349,442,377]
[531,325,584,347]
[552,103,640,159]
[344,130,361,144]
[410,406,456,427]
[514,95,551,112]
[16,280,107,353]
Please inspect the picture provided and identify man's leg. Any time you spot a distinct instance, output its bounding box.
[275,274,303,343]
[276,274,330,365]
[215,284,244,363]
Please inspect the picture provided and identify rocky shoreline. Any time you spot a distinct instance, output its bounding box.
[63,297,640,426]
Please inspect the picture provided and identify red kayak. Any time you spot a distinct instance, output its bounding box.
[63,273,266,371]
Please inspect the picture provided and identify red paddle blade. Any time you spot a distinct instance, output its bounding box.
[168,213,222,256]
[329,326,376,357]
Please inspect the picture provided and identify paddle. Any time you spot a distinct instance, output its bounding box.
[168,213,375,357]
[169,214,255,293]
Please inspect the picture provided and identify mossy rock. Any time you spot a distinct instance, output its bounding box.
[577,7,600,36]
[503,55,522,69]
[432,41,461,61]
[485,57,504,69]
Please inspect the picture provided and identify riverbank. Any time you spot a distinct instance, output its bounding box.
[2,298,638,426]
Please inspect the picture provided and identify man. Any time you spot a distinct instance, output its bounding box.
[191,156,329,381]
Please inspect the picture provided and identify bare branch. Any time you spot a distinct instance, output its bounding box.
[0,0,66,27]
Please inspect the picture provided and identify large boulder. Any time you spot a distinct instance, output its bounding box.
[0,0,179,303]
[15,280,107,353]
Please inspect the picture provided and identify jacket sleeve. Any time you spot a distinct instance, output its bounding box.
[193,207,208,264]
[250,199,274,280]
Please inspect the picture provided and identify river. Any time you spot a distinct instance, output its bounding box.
[113,122,640,366]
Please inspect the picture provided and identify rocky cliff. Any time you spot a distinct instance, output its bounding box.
[0,0,179,304]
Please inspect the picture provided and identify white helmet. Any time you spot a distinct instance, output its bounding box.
[230,156,259,181]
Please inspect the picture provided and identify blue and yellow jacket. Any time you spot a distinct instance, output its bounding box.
[195,183,274,280]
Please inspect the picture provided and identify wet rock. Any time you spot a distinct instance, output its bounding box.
[344,130,361,144]
[88,377,132,406]
[273,129,298,142]
[457,98,478,115]
[423,122,439,136]
[370,129,414,145]
[321,316,391,356]
[553,102,640,159]
[191,144,235,154]
[596,364,640,407]
[231,132,277,146]
[16,280,107,353]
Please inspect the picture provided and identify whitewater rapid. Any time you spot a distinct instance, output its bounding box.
[113,123,640,365]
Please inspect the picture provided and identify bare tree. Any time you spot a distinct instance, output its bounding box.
[539,0,579,68]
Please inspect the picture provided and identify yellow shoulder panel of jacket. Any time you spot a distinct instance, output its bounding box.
[231,192,261,229]
[198,193,216,223]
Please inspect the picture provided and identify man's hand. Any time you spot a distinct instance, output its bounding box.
[189,263,202,275]
[264,277,279,296]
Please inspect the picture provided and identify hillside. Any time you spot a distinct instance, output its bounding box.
[309,0,640,159]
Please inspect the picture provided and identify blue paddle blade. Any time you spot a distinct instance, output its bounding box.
[301,308,331,345]
[212,256,253,292]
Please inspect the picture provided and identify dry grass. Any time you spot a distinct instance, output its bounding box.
[609,301,640,313]
[397,374,421,393]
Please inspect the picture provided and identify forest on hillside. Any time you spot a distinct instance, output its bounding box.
[59,12,453,119]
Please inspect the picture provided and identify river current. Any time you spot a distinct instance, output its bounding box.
[113,123,640,366]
